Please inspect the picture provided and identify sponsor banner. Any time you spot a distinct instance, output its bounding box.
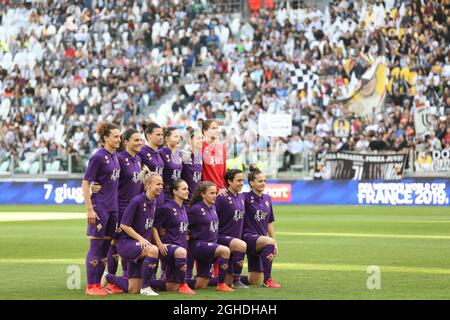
[258,114,292,137]
[323,152,407,180]
[414,105,433,137]
[415,149,450,172]
[0,179,449,206]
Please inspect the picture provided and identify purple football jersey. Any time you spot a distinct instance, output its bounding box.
[154,199,189,249]
[119,193,156,241]
[159,146,183,196]
[187,201,219,243]
[215,191,245,238]
[138,145,164,176]
[243,191,275,236]
[84,147,120,211]
[117,151,142,217]
[181,151,203,199]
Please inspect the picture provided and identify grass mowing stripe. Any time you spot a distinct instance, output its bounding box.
[1,259,450,275]
[278,231,450,240]
[0,213,85,222]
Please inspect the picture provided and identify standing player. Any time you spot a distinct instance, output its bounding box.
[187,182,234,292]
[181,126,203,200]
[102,128,143,292]
[215,169,248,288]
[82,121,121,296]
[201,120,228,277]
[138,122,165,205]
[150,179,195,294]
[159,127,183,200]
[104,167,162,296]
[241,166,282,288]
[201,120,227,193]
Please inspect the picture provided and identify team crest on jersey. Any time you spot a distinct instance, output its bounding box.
[155,166,163,176]
[209,221,219,233]
[110,168,120,181]
[144,218,154,230]
[96,224,103,232]
[233,210,244,222]
[179,221,188,233]
[193,171,202,183]
[254,210,267,222]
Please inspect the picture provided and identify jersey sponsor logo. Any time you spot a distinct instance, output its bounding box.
[155,166,163,176]
[132,171,139,184]
[193,171,202,183]
[144,218,154,230]
[264,183,291,202]
[179,221,188,233]
[233,210,244,222]
[172,169,182,181]
[209,220,219,233]
[110,168,121,181]
[254,210,268,222]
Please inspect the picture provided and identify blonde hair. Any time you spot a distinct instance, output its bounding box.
[138,166,161,187]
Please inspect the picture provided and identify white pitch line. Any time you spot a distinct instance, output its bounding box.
[278,231,450,240]
[0,212,85,222]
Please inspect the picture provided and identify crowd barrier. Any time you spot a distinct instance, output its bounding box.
[0,179,449,206]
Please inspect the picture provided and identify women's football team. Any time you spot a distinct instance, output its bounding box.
[83,120,282,296]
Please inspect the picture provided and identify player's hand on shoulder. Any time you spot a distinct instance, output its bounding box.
[90,182,102,194]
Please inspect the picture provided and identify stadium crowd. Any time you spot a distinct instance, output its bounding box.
[0,0,449,174]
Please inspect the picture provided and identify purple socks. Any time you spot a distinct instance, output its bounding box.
[86,239,110,286]
[107,243,119,275]
[261,244,275,282]
[231,252,245,280]
[217,257,230,284]
[142,257,158,288]
[175,258,187,284]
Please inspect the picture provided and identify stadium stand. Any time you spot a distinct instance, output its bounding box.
[0,0,449,177]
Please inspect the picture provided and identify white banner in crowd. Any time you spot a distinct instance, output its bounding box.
[414,105,433,136]
[258,114,292,137]
[415,149,450,172]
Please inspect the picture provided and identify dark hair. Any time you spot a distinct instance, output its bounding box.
[96,121,119,144]
[185,125,202,142]
[142,121,161,141]
[163,127,178,140]
[201,120,216,134]
[119,128,139,152]
[224,169,243,187]
[248,165,263,186]
[169,179,187,198]
[189,181,216,207]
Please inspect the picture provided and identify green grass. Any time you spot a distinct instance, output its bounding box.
[0,205,449,300]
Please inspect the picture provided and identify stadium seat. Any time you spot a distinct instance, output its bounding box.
[0,160,10,173]
[0,98,11,120]
[29,161,40,175]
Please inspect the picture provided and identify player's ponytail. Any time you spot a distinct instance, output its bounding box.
[189,181,216,207]
[138,165,160,189]
[96,121,119,145]
[142,121,161,142]
[248,165,263,188]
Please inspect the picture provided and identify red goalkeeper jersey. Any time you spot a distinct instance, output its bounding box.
[201,141,226,190]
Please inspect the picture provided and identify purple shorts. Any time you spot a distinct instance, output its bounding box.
[160,244,184,283]
[242,233,263,273]
[87,210,117,238]
[117,239,143,263]
[218,234,234,247]
[188,240,218,278]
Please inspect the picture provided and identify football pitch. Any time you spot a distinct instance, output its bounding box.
[0,205,449,300]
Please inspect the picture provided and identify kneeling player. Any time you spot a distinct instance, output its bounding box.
[103,168,162,296]
[215,169,248,288]
[241,166,282,288]
[151,179,195,294]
